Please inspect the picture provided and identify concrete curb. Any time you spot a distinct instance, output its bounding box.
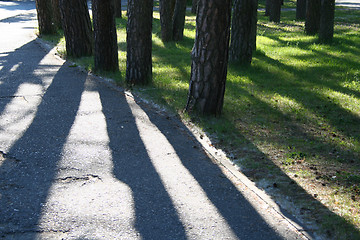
[35,36,316,240]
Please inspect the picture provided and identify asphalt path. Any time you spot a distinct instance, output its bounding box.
[0,1,325,239]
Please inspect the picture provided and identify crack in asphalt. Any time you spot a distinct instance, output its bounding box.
[55,174,103,184]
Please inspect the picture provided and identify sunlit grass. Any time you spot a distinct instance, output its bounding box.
[41,8,360,239]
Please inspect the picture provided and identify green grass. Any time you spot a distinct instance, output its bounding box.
[258,0,297,9]
[42,8,360,239]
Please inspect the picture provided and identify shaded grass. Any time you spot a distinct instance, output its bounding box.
[41,8,360,239]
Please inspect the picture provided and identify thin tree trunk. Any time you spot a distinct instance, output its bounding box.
[296,0,307,20]
[52,0,62,30]
[230,0,258,65]
[126,0,153,85]
[35,0,56,35]
[191,0,197,14]
[319,0,335,43]
[114,0,122,18]
[60,0,93,57]
[305,0,321,35]
[172,0,187,41]
[265,0,270,16]
[269,0,281,22]
[159,0,176,42]
[186,0,232,116]
[93,0,119,72]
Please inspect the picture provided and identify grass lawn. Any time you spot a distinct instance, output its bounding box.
[42,5,360,239]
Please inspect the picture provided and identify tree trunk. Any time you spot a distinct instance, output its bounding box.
[191,0,197,14]
[172,0,187,41]
[126,0,153,85]
[229,0,258,65]
[60,0,93,57]
[296,0,307,20]
[269,0,281,22]
[35,0,56,35]
[186,0,232,116]
[265,0,270,16]
[114,0,122,18]
[52,0,62,30]
[305,0,321,35]
[159,0,176,42]
[92,0,119,72]
[319,0,335,43]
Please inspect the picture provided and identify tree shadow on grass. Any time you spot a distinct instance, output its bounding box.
[138,92,360,239]
[247,49,360,151]
[217,52,360,237]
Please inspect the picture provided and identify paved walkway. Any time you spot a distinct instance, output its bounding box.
[0,1,313,240]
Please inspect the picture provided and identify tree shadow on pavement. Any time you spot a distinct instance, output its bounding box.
[98,81,289,239]
[98,85,189,239]
[0,62,86,238]
[0,40,50,117]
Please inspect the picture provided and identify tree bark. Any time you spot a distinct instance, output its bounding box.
[159,0,176,42]
[126,0,153,85]
[305,0,321,35]
[172,0,187,41]
[191,0,197,14]
[229,0,258,65]
[319,0,335,43]
[296,0,307,20]
[265,0,270,16]
[269,0,281,22]
[114,0,122,18]
[35,0,56,35]
[52,0,62,30]
[186,0,232,116]
[92,0,119,72]
[60,0,93,57]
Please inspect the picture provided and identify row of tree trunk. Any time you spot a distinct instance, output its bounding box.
[306,0,335,43]
[264,0,335,43]
[35,0,259,116]
[159,0,187,42]
[38,0,334,116]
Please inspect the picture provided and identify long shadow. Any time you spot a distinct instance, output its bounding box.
[0,0,35,12]
[0,62,86,238]
[0,11,36,23]
[98,85,188,239]
[0,40,50,116]
[247,52,360,151]
[137,85,360,238]
[130,97,287,239]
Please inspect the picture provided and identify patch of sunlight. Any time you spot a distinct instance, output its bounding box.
[125,94,238,239]
[228,74,253,84]
[257,36,279,47]
[152,36,165,48]
[258,92,333,130]
[320,88,360,116]
[117,31,126,42]
[342,73,360,92]
[259,91,359,151]
[260,92,308,116]
[9,62,22,72]
[38,89,139,239]
[0,83,44,153]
